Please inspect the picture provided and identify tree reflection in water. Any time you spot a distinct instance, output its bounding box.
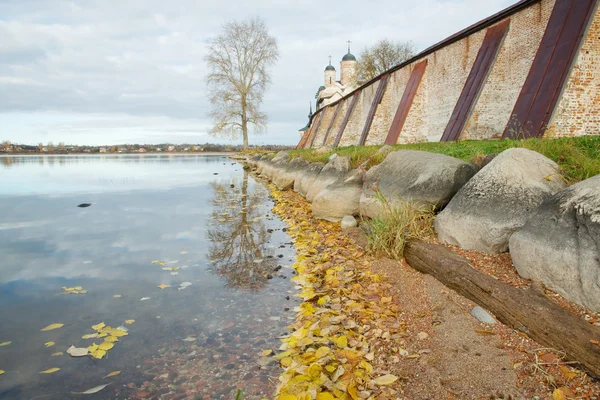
[207,170,276,290]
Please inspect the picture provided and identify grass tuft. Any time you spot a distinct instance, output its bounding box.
[363,193,435,260]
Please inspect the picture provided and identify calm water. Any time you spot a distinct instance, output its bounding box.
[0,155,297,399]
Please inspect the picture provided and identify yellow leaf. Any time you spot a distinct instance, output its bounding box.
[124,319,135,325]
[559,365,577,380]
[315,346,330,359]
[40,367,60,374]
[104,336,119,343]
[98,342,114,351]
[374,374,398,385]
[308,363,322,378]
[82,333,98,339]
[91,349,106,359]
[552,388,567,400]
[297,393,311,400]
[347,382,359,400]
[79,290,88,294]
[0,341,10,347]
[335,336,348,348]
[277,395,297,400]
[280,357,293,367]
[158,284,170,289]
[0,370,4,375]
[113,295,122,298]
[74,286,83,291]
[104,370,121,378]
[261,349,272,357]
[51,352,63,356]
[41,323,63,331]
[87,343,99,352]
[44,341,55,348]
[316,393,335,400]
[109,329,128,337]
[91,322,105,331]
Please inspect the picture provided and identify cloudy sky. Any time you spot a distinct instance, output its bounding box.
[0,0,515,146]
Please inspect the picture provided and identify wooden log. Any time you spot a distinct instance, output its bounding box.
[404,239,600,377]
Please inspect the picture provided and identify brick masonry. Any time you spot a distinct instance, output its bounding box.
[302,0,599,148]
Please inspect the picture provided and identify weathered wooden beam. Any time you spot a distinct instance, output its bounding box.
[333,91,361,148]
[359,74,390,146]
[404,239,600,377]
[322,102,342,146]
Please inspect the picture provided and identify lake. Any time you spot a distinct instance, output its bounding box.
[0,154,297,399]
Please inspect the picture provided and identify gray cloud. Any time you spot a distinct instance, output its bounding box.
[0,0,515,145]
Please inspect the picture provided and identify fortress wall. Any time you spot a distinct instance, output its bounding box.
[462,1,554,140]
[548,6,600,137]
[312,106,335,146]
[325,99,348,146]
[300,0,599,149]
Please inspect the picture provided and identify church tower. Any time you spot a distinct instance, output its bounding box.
[340,41,357,87]
[324,56,336,88]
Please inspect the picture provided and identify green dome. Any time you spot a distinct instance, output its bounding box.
[342,51,356,62]
[325,64,336,71]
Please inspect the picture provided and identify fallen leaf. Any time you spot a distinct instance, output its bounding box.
[67,345,89,357]
[179,282,192,288]
[82,333,98,339]
[552,388,567,400]
[0,370,4,375]
[72,384,110,394]
[104,371,120,378]
[261,349,273,356]
[560,365,578,380]
[0,341,10,347]
[590,339,599,346]
[475,329,496,336]
[140,297,151,301]
[157,284,170,289]
[374,374,398,385]
[44,341,55,347]
[315,346,330,359]
[41,323,63,331]
[124,320,135,325]
[51,352,63,356]
[91,349,106,359]
[91,322,105,331]
[40,368,60,374]
[98,342,114,351]
[113,295,122,298]
[182,336,196,342]
[104,336,119,343]
[316,393,335,400]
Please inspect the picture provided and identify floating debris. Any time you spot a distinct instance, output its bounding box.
[77,203,92,208]
[61,286,87,295]
[41,323,63,332]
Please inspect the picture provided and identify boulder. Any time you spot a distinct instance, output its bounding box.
[272,157,309,191]
[509,174,600,311]
[312,169,364,222]
[258,152,290,181]
[360,150,477,219]
[306,156,352,202]
[341,215,358,229]
[435,148,567,253]
[294,162,325,197]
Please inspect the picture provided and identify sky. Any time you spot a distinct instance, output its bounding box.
[0,0,516,146]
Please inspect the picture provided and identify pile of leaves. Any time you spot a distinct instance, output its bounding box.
[270,187,405,400]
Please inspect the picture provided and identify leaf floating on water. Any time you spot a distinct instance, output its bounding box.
[170,272,178,276]
[157,284,170,289]
[0,341,10,347]
[41,323,63,331]
[51,352,63,356]
[150,260,165,266]
[40,367,60,374]
[116,326,128,332]
[124,320,135,325]
[44,341,55,348]
[72,384,110,394]
[104,371,120,378]
[140,297,151,301]
[104,336,119,343]
[0,370,4,375]
[182,336,196,342]
[82,333,98,339]
[91,348,106,359]
[67,345,89,357]
[179,282,192,288]
[261,349,272,356]
[113,295,122,298]
[91,322,105,331]
[180,251,188,254]
[374,374,398,385]
[98,342,114,351]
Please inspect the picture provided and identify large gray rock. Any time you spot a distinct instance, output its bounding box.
[258,152,290,181]
[294,162,325,197]
[312,169,364,222]
[435,148,567,253]
[509,174,600,311]
[272,157,309,191]
[306,156,351,202]
[360,150,477,219]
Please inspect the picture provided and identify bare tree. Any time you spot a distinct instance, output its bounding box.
[356,39,415,84]
[205,18,279,150]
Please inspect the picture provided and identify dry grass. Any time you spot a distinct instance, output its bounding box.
[363,193,435,260]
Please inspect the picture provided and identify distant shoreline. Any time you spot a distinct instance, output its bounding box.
[0,151,238,156]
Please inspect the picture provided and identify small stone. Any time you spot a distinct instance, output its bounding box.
[417,332,429,340]
[341,215,358,229]
[471,306,496,324]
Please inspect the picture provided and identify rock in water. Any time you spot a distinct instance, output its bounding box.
[77,203,92,208]
[341,215,358,229]
[509,174,600,311]
[435,148,566,253]
[360,150,477,219]
[471,306,496,324]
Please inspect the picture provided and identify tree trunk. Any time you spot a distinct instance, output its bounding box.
[241,98,249,151]
[404,239,600,378]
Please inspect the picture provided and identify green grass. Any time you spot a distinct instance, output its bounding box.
[288,136,600,184]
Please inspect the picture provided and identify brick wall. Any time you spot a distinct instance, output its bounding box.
[302,0,599,148]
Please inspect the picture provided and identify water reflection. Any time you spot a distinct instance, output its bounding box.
[207,170,276,290]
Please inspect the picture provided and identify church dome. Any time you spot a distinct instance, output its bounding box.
[325,64,336,71]
[342,51,356,62]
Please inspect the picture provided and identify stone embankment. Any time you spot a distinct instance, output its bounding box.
[236,148,600,313]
